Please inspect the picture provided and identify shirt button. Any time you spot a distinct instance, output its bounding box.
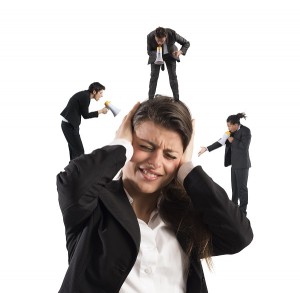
[144,267,152,274]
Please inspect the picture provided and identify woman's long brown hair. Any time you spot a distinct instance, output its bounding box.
[132,96,213,267]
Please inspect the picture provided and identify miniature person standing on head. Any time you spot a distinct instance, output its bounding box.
[198,113,251,215]
[60,82,108,160]
[147,27,190,101]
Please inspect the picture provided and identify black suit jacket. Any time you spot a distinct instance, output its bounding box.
[147,28,190,64]
[61,90,98,128]
[57,145,253,293]
[207,125,251,169]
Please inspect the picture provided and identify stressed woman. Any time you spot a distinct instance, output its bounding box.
[57,96,253,293]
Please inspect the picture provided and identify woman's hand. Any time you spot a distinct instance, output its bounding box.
[115,102,140,143]
[180,119,195,165]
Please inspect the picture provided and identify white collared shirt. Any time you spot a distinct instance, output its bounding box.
[109,139,193,292]
[119,193,189,293]
[163,43,168,55]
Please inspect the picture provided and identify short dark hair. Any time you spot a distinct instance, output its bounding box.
[155,27,167,38]
[88,82,105,93]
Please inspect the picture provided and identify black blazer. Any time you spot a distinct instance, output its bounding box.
[57,145,253,293]
[147,28,190,64]
[61,90,98,128]
[207,125,251,169]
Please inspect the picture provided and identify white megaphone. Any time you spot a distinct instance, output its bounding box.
[154,46,164,65]
[104,101,121,117]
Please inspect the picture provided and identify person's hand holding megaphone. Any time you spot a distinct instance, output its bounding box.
[98,107,108,115]
[225,130,234,143]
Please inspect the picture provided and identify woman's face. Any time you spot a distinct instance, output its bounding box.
[122,121,184,197]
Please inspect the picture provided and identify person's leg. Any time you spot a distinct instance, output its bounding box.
[231,168,239,205]
[61,121,84,160]
[236,169,249,214]
[165,60,179,101]
[148,64,161,99]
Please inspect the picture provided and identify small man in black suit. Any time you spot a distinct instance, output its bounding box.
[198,113,251,214]
[61,82,108,160]
[147,27,190,101]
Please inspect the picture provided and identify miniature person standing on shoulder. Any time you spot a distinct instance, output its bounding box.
[60,82,108,160]
[198,113,251,215]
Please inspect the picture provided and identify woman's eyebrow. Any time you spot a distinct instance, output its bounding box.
[138,138,180,153]
[164,148,180,154]
[138,138,156,147]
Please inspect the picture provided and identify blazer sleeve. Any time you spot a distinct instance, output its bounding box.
[57,145,127,232]
[79,95,98,119]
[232,127,251,151]
[147,32,154,54]
[183,166,253,256]
[174,32,190,55]
[147,33,157,60]
[207,141,223,152]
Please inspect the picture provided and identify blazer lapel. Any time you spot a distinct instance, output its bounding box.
[99,179,141,251]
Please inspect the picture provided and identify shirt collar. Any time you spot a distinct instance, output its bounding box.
[123,188,161,222]
[124,188,134,205]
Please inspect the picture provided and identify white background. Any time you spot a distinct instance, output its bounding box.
[1,0,299,292]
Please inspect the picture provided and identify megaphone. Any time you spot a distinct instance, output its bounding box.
[104,101,121,117]
[154,46,164,65]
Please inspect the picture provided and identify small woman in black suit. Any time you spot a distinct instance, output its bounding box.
[198,113,251,215]
[57,99,253,293]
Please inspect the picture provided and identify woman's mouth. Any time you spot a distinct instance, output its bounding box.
[140,168,161,180]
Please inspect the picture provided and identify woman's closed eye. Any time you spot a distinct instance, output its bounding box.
[164,153,177,160]
[140,145,154,151]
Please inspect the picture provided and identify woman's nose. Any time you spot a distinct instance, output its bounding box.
[148,151,162,168]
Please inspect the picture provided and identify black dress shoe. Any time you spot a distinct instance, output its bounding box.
[161,64,165,71]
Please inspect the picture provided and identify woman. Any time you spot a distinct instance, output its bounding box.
[198,113,251,215]
[57,98,253,293]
